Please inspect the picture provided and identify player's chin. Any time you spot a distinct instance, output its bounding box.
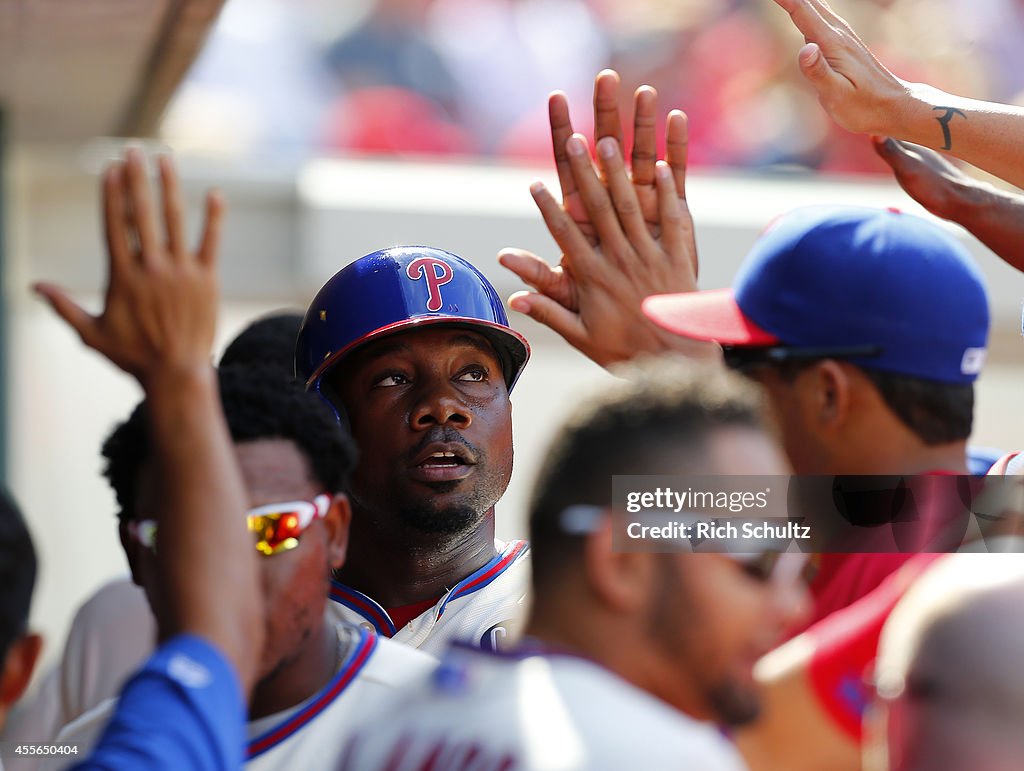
[413,478,465,494]
[707,677,762,727]
[396,499,488,536]
[255,647,291,685]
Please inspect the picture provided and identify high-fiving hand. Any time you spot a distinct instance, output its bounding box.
[34,149,224,387]
[501,71,715,368]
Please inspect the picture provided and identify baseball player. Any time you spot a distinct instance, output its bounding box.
[0,492,42,749]
[503,72,991,624]
[869,554,1024,770]
[340,361,808,771]
[3,313,308,764]
[34,148,264,770]
[640,212,989,629]
[50,365,436,770]
[295,246,532,655]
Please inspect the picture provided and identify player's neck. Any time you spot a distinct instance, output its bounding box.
[248,621,339,721]
[526,609,674,699]
[835,407,969,474]
[335,511,498,607]
[526,609,707,719]
[834,439,969,475]
[898,441,970,474]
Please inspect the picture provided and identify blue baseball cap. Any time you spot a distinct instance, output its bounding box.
[643,206,990,384]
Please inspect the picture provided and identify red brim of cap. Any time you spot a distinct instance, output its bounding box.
[642,289,780,346]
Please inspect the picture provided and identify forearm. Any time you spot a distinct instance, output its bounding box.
[145,366,262,693]
[894,84,1024,189]
[944,180,1024,273]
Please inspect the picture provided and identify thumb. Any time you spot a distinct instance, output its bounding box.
[872,135,898,164]
[34,283,98,346]
[499,249,575,310]
[871,135,899,155]
[797,43,835,86]
[499,249,558,294]
[508,291,586,349]
[871,136,918,177]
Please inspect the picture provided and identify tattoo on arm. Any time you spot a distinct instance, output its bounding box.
[933,107,967,151]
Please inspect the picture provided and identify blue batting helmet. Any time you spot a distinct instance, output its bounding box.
[296,246,531,395]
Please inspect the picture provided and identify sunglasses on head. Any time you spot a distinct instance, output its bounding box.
[720,344,882,373]
[130,493,332,556]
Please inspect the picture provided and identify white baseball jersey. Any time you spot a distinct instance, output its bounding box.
[328,539,531,656]
[49,623,437,771]
[340,644,749,771]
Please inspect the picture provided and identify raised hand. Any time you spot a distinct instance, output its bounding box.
[34,149,224,386]
[771,0,909,137]
[874,137,1024,272]
[873,137,975,220]
[550,70,690,252]
[772,0,1024,189]
[501,132,715,368]
[36,151,265,692]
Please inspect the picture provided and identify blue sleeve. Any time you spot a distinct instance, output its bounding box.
[967,445,1004,476]
[72,634,246,771]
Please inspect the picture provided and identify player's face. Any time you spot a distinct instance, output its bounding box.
[649,428,807,726]
[129,439,348,683]
[329,327,513,535]
[745,366,833,474]
[235,439,347,682]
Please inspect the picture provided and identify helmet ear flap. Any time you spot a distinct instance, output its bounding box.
[310,375,351,434]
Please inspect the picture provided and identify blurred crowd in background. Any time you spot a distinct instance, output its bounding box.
[162,0,1024,174]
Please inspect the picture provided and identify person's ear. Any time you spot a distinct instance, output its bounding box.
[581,515,654,614]
[119,520,146,588]
[805,360,852,431]
[323,493,351,571]
[0,633,43,709]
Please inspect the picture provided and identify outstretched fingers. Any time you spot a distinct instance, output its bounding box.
[498,248,576,310]
[123,149,161,267]
[197,190,226,268]
[529,179,600,272]
[596,136,653,250]
[772,0,837,44]
[665,109,689,200]
[102,163,132,276]
[630,86,658,188]
[655,161,697,280]
[549,90,578,205]
[564,134,631,257]
[158,155,186,260]
[593,69,624,148]
[33,283,97,348]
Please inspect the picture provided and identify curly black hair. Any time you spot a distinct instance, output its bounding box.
[0,489,35,661]
[219,310,304,374]
[102,363,357,522]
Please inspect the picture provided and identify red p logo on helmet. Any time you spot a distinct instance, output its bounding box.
[406,256,455,312]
